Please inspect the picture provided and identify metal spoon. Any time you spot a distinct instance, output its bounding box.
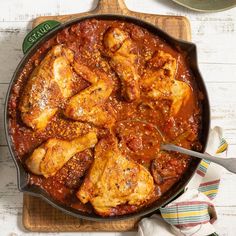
[161,143,236,174]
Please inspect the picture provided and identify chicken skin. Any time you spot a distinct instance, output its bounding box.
[19,45,75,130]
[77,136,154,216]
[141,51,191,116]
[26,132,97,178]
[73,62,99,84]
[64,63,115,127]
[103,27,140,102]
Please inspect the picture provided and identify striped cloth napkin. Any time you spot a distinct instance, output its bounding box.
[138,127,228,236]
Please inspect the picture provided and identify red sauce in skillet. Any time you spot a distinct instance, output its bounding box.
[7,19,202,216]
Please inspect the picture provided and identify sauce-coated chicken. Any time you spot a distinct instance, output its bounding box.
[19,45,75,130]
[77,135,154,216]
[26,132,97,178]
[64,62,115,127]
[141,50,191,116]
[103,27,140,102]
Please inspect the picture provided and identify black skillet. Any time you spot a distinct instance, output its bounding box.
[4,14,210,221]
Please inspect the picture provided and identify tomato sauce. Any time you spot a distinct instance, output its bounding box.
[7,19,202,215]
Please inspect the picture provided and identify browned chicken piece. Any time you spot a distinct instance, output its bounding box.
[26,132,97,178]
[19,45,75,130]
[141,51,191,116]
[146,50,177,80]
[73,61,99,84]
[77,136,154,216]
[103,27,140,102]
[64,68,115,127]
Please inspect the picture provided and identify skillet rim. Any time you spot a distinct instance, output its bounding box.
[4,14,210,221]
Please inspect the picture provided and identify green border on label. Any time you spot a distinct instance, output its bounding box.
[22,20,61,54]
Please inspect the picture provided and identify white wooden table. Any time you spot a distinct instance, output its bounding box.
[0,0,236,235]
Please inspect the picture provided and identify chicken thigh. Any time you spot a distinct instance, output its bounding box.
[19,45,75,130]
[77,136,154,216]
[26,132,97,178]
[103,27,140,102]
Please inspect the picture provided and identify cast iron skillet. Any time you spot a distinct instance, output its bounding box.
[4,14,210,221]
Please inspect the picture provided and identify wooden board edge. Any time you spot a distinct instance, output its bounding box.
[180,16,192,41]
[22,195,32,232]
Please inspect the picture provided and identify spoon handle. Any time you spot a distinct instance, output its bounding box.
[161,144,236,174]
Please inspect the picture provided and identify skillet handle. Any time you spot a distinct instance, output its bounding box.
[22,20,61,54]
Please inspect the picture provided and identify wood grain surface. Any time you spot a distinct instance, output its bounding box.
[23,195,140,232]
[32,0,191,41]
[22,0,191,232]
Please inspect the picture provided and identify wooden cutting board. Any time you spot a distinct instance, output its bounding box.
[23,0,191,232]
